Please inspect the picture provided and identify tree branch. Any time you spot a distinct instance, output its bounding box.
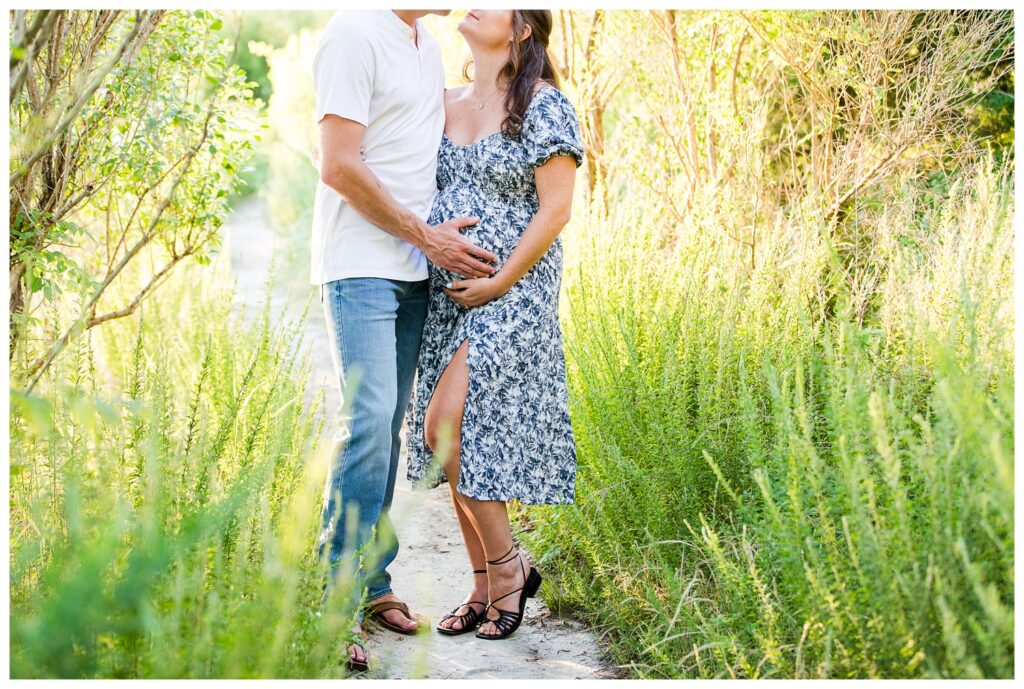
[25,98,216,392]
[10,10,162,185]
[85,249,192,329]
[9,10,60,103]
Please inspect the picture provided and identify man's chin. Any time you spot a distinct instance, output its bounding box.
[428,10,452,17]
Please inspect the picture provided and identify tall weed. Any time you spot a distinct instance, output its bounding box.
[521,161,1014,678]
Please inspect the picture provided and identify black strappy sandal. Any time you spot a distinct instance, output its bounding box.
[436,568,488,636]
[476,545,542,641]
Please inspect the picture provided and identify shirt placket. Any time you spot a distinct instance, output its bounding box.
[410,22,425,92]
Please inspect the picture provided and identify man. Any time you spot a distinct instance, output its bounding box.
[311,9,498,670]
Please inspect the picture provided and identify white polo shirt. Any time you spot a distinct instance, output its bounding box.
[310,10,445,285]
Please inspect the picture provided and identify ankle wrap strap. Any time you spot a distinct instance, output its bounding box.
[486,544,517,566]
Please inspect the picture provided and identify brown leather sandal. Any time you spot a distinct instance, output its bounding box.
[341,628,369,673]
[363,598,430,636]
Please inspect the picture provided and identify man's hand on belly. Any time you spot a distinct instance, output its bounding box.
[426,216,500,279]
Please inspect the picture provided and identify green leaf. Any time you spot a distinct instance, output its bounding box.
[94,398,121,425]
[11,390,54,436]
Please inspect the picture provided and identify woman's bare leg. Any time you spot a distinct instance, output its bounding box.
[425,340,488,631]
[455,494,526,636]
[425,340,529,636]
[442,488,488,630]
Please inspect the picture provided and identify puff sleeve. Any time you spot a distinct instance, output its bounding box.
[522,88,585,169]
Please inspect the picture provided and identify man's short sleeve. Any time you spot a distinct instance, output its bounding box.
[313,26,374,126]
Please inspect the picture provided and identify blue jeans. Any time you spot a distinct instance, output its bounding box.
[317,277,428,612]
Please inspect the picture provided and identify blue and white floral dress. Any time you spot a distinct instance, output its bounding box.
[406,86,583,505]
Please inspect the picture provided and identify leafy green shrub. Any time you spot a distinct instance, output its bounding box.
[521,161,1013,678]
[9,260,360,678]
[10,10,259,390]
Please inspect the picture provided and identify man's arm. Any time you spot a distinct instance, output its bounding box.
[317,115,498,278]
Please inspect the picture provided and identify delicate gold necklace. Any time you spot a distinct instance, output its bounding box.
[473,84,502,111]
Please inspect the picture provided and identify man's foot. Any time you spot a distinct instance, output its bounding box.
[344,624,369,672]
[364,593,428,634]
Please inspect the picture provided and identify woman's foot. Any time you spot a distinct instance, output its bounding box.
[437,569,488,634]
[478,545,541,639]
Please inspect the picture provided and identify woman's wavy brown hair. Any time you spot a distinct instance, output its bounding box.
[463,10,559,139]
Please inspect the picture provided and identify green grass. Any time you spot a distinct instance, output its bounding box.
[9,260,363,678]
[520,161,1014,678]
[8,144,1012,680]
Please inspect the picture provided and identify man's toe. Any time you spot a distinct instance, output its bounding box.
[384,609,417,630]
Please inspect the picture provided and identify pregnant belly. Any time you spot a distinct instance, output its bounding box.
[460,221,510,257]
[430,218,511,284]
[430,198,523,276]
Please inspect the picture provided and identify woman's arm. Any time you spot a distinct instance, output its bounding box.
[444,154,576,307]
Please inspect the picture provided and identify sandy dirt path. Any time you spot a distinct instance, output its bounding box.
[225,197,613,679]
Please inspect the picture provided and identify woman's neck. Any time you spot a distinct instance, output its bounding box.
[469,46,508,95]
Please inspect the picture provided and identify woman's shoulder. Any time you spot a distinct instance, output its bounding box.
[524,83,578,130]
[529,81,562,103]
[532,80,554,97]
[521,83,584,167]
[526,83,574,116]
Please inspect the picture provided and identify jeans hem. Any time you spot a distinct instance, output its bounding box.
[366,588,394,603]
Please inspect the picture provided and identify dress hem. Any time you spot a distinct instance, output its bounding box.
[407,470,575,505]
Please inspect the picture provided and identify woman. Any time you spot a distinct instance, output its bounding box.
[405,9,582,641]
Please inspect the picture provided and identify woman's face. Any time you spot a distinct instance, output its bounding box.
[457,10,518,50]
